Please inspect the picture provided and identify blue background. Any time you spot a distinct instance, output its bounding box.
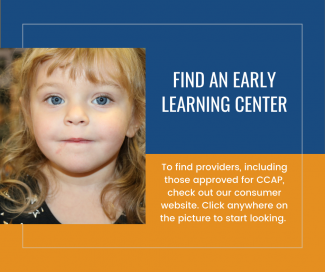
[1,0,324,154]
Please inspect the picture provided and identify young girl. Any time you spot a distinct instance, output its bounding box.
[0,48,146,224]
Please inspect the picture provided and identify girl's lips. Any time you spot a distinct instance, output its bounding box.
[63,138,92,143]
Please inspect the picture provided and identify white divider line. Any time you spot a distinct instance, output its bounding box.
[20,23,304,249]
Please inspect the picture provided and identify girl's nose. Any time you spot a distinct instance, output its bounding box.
[64,104,89,126]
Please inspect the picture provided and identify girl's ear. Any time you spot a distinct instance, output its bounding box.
[126,117,140,138]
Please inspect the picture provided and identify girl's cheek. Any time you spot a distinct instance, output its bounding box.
[32,114,59,144]
[97,120,128,143]
[33,119,51,136]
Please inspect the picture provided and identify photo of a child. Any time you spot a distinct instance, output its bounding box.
[0,48,146,224]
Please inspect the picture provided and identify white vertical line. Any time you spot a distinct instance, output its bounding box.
[301,24,303,248]
[22,24,24,48]
[22,224,24,248]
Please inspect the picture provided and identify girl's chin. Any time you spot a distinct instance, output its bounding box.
[50,161,112,176]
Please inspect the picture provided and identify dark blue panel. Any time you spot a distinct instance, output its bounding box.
[1,0,324,154]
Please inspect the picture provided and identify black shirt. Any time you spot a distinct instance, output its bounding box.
[0,200,128,224]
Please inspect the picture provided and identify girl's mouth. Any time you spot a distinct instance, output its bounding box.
[63,138,92,143]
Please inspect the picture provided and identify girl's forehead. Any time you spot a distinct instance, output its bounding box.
[33,55,123,88]
[31,57,131,101]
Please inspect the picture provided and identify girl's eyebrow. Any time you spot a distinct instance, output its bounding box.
[97,80,122,90]
[36,81,122,92]
[36,82,65,93]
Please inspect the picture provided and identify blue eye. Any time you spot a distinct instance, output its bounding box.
[46,96,64,105]
[92,96,111,105]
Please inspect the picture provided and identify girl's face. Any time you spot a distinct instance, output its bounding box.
[29,59,137,175]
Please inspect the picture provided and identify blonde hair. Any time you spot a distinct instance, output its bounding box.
[0,48,146,223]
